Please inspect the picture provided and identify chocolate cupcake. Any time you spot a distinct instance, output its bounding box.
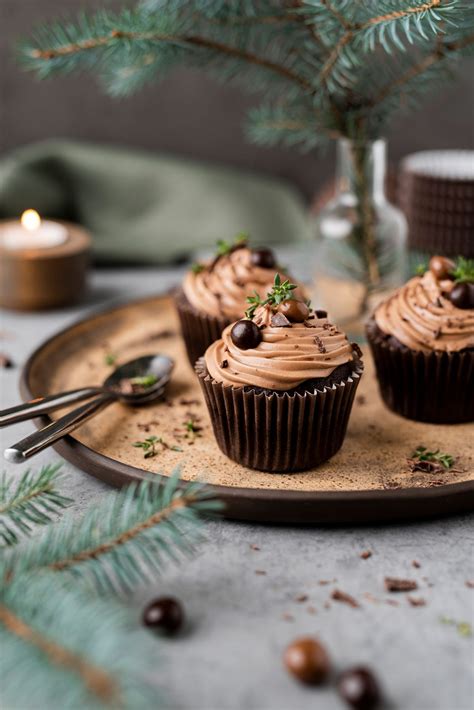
[367,256,474,423]
[196,276,363,472]
[175,236,301,366]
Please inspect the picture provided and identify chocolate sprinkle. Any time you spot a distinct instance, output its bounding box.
[271,312,292,327]
[0,353,14,368]
[331,589,360,608]
[385,577,418,593]
[220,359,229,368]
[360,550,372,559]
[313,335,327,353]
[407,596,426,607]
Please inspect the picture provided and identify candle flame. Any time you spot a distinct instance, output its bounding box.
[21,209,41,232]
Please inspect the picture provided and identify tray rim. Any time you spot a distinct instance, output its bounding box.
[19,291,474,525]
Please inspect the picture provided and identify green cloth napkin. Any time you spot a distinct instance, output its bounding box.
[0,140,309,265]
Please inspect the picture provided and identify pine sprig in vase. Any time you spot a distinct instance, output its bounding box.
[16,1,474,301]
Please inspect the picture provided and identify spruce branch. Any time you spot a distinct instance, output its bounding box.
[0,464,72,547]
[0,574,157,709]
[2,470,220,595]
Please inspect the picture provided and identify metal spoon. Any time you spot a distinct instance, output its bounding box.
[4,354,174,463]
[1,354,174,427]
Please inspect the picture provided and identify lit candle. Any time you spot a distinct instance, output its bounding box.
[0,213,91,311]
[1,210,68,250]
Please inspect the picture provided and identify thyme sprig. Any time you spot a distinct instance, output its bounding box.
[133,436,183,458]
[409,445,455,473]
[129,374,158,388]
[452,257,474,284]
[245,273,298,319]
[191,262,205,274]
[215,232,248,257]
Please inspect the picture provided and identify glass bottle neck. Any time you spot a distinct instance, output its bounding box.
[336,138,387,205]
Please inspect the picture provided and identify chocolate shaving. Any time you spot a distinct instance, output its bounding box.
[255,570,266,576]
[409,459,446,474]
[433,327,442,339]
[0,353,13,368]
[303,321,316,328]
[407,596,426,607]
[307,605,317,615]
[179,398,200,406]
[282,612,294,622]
[315,309,328,318]
[313,335,327,353]
[356,395,367,405]
[250,544,260,551]
[331,589,360,608]
[271,312,291,328]
[360,550,372,559]
[351,342,363,358]
[220,359,229,368]
[295,594,309,603]
[412,560,421,569]
[385,577,418,593]
[465,580,474,589]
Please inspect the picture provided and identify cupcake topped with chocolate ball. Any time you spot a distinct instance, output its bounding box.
[367,256,474,424]
[373,256,474,353]
[182,234,299,320]
[205,274,361,392]
[175,234,303,366]
[197,275,363,472]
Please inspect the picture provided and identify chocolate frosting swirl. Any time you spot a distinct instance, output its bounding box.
[183,246,298,319]
[374,270,474,352]
[205,305,357,390]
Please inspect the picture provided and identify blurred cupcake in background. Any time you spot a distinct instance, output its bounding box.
[366,256,474,423]
[196,274,363,472]
[175,235,304,366]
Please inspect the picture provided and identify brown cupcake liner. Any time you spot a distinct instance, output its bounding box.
[196,358,363,473]
[366,323,474,424]
[174,288,231,367]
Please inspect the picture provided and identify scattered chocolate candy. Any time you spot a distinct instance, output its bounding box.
[338,667,380,710]
[278,299,310,323]
[142,597,184,635]
[283,637,330,685]
[449,282,474,309]
[429,255,455,281]
[271,312,292,327]
[250,247,276,269]
[230,319,262,349]
[315,309,328,318]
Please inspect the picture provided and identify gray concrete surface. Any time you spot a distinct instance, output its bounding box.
[1,260,473,710]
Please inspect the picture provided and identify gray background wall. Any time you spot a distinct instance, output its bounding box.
[1,0,473,200]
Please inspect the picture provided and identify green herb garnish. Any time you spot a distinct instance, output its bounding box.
[129,374,158,388]
[245,273,298,319]
[440,616,472,638]
[191,262,205,274]
[215,232,248,257]
[415,262,428,276]
[104,353,117,366]
[133,435,183,458]
[452,257,474,284]
[411,446,455,470]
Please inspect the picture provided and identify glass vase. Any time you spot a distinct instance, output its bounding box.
[312,138,407,335]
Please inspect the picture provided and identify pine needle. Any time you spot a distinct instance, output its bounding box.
[2,469,221,595]
[0,573,158,709]
[0,464,72,547]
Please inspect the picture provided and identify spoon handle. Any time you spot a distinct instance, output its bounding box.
[4,394,112,463]
[0,387,104,428]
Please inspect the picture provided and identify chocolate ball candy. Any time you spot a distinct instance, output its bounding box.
[429,256,455,281]
[338,667,380,710]
[450,282,474,309]
[230,319,262,349]
[278,299,310,323]
[283,637,330,685]
[142,597,184,635]
[250,247,276,269]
